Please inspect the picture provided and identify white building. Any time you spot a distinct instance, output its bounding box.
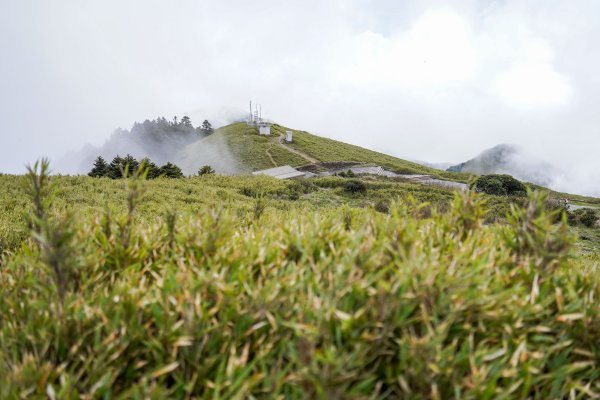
[285,131,293,142]
[258,122,271,136]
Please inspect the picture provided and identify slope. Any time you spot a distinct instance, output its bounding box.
[210,122,470,182]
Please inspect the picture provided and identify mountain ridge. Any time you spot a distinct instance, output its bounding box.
[446,143,561,187]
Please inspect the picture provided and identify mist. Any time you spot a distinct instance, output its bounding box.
[57,116,243,176]
[1,1,600,196]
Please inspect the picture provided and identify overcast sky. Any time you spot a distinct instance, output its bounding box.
[1,1,599,194]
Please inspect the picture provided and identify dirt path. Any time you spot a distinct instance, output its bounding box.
[274,134,319,164]
[265,144,278,167]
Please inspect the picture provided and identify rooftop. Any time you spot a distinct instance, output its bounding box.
[252,165,305,180]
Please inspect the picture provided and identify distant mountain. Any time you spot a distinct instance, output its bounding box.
[446,144,560,186]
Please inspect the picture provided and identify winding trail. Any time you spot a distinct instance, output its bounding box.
[274,134,318,164]
[265,144,278,167]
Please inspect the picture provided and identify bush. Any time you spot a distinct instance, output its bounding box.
[570,208,598,228]
[472,174,526,196]
[344,179,366,195]
[338,169,355,178]
[374,200,389,214]
[2,181,597,398]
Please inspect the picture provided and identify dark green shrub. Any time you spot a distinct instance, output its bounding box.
[579,208,598,228]
[286,180,316,200]
[338,169,355,178]
[374,200,389,214]
[472,174,526,196]
[344,179,366,195]
[240,186,259,198]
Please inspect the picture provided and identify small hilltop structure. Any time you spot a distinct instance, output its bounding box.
[285,130,293,142]
[247,100,271,136]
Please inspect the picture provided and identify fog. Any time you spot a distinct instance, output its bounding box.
[1,1,599,195]
[56,117,243,175]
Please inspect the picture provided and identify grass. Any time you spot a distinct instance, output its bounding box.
[216,123,307,172]
[1,161,600,398]
[0,173,461,257]
[277,125,471,181]
[213,122,472,182]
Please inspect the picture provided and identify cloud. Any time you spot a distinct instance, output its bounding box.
[342,8,477,88]
[491,62,572,109]
[1,0,599,196]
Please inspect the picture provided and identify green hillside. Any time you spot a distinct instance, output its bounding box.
[208,123,307,172]
[212,122,471,181]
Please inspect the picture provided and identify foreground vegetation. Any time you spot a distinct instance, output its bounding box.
[1,163,599,398]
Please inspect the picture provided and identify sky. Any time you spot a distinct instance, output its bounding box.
[1,0,599,195]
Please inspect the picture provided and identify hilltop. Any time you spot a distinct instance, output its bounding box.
[181,122,470,181]
[447,143,561,187]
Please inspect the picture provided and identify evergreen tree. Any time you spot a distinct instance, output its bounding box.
[198,165,215,176]
[140,157,160,179]
[108,155,125,179]
[88,156,108,177]
[122,154,140,175]
[159,162,184,178]
[181,116,193,128]
[200,120,214,136]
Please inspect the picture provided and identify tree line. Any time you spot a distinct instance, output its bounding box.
[88,155,183,179]
[131,116,214,139]
[89,155,216,179]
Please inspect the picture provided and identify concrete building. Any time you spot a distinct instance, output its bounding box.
[258,122,271,136]
[252,165,305,180]
[285,131,293,142]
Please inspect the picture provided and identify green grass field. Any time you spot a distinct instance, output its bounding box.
[1,162,599,398]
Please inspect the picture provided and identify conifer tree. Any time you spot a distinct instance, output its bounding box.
[198,165,215,176]
[88,156,108,177]
[159,162,184,178]
[107,155,125,179]
[140,157,160,179]
[181,116,193,128]
[122,154,139,175]
[200,120,214,136]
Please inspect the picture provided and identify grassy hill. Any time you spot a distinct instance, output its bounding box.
[1,163,599,397]
[203,122,471,181]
